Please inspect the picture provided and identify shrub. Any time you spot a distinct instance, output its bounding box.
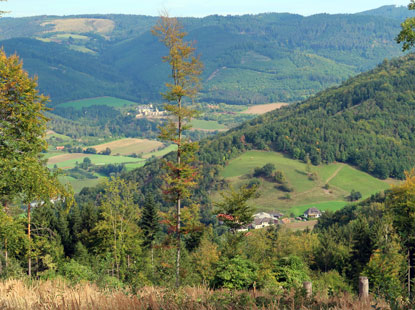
[60,259,96,283]
[278,183,294,192]
[273,256,310,289]
[211,256,258,290]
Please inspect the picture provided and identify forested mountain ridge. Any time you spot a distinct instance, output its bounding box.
[200,53,415,179]
[0,7,412,105]
[120,53,415,210]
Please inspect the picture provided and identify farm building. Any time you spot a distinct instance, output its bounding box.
[303,207,322,218]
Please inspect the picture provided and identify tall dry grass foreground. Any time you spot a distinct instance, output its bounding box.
[0,279,393,310]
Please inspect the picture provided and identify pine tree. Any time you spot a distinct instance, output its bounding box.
[139,194,160,267]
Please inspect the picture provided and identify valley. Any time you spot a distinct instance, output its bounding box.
[3,3,415,306]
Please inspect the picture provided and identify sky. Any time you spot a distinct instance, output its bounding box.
[1,0,412,18]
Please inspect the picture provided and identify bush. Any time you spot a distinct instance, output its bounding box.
[312,270,352,297]
[278,183,294,192]
[211,256,258,290]
[60,259,96,283]
[273,256,310,289]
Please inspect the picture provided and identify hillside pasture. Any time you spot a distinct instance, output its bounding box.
[91,138,163,156]
[190,119,227,131]
[218,151,393,213]
[57,96,137,109]
[59,175,105,193]
[41,18,115,34]
[242,103,289,115]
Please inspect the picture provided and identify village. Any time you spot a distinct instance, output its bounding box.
[135,104,166,118]
[237,207,322,231]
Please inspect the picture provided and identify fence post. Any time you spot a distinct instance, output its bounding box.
[359,276,369,300]
[303,281,312,298]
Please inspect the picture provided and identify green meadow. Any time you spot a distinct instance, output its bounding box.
[48,154,145,169]
[190,119,227,130]
[218,151,393,214]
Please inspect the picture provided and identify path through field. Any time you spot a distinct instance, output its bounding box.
[325,164,345,183]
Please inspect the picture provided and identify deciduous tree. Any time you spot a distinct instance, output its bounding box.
[152,13,203,287]
[0,49,71,276]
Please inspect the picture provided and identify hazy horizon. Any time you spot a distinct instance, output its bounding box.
[1,1,411,18]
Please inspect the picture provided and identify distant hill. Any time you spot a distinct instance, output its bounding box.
[357,5,415,21]
[0,10,408,106]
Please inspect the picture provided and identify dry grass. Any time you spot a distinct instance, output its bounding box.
[41,18,115,34]
[242,103,288,115]
[0,279,394,310]
[91,138,164,156]
[48,153,88,165]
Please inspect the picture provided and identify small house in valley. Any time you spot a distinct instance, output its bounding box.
[303,207,322,219]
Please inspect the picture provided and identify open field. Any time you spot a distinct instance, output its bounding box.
[46,130,72,142]
[91,138,163,156]
[218,151,393,214]
[57,97,138,109]
[241,103,289,115]
[48,154,144,169]
[59,175,105,193]
[142,144,177,159]
[190,119,227,131]
[41,18,115,34]
[48,153,88,165]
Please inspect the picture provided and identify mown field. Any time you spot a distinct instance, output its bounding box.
[218,151,394,215]
[57,96,138,109]
[242,103,289,115]
[91,138,163,156]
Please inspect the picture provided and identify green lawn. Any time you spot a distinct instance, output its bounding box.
[190,119,227,130]
[217,150,394,214]
[57,96,138,109]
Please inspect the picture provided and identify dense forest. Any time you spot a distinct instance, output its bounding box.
[0,6,412,105]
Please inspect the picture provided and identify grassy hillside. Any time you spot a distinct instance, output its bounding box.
[215,151,392,214]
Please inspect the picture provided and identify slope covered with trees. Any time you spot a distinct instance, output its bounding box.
[0,8,410,105]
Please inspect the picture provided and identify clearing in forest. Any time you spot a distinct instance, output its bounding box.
[241,103,289,115]
[41,18,115,34]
